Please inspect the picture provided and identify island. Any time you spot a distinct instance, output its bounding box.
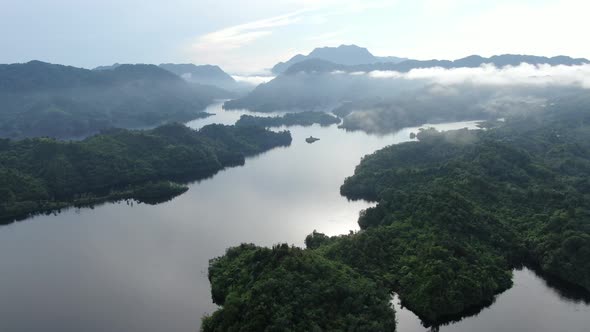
[305,136,320,143]
[0,123,292,224]
[235,111,340,128]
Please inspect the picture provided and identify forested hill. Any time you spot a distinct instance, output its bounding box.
[0,61,180,91]
[0,61,225,139]
[0,123,292,224]
[204,105,590,329]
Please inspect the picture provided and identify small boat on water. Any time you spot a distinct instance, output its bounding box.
[306,136,320,143]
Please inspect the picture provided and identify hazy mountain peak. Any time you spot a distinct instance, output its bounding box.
[272,45,408,74]
[159,63,236,85]
[93,63,122,71]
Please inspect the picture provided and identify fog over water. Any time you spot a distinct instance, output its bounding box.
[0,102,587,332]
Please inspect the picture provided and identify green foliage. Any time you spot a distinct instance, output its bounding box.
[203,244,396,332]
[236,112,341,128]
[130,181,189,205]
[335,109,590,319]
[205,105,590,329]
[304,230,331,249]
[318,189,517,322]
[0,123,291,223]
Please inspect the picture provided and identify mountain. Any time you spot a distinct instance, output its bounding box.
[224,54,590,119]
[271,45,408,74]
[0,61,221,139]
[95,62,237,97]
[93,63,122,71]
[159,63,257,95]
[159,63,235,87]
[284,54,590,75]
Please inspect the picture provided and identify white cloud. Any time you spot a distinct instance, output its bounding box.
[368,70,403,79]
[189,0,392,54]
[232,75,275,85]
[287,0,396,11]
[190,10,305,52]
[186,0,399,72]
[393,0,590,61]
[365,63,590,89]
[421,0,462,14]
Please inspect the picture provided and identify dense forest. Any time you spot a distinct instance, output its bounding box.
[203,244,396,331]
[236,111,341,128]
[0,123,291,223]
[204,101,590,329]
[0,61,231,139]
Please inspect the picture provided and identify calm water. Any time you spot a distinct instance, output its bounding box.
[0,102,587,332]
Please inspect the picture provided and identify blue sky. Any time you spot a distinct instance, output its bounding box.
[1,0,587,74]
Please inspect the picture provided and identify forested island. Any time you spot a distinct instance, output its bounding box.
[235,111,340,128]
[0,123,291,224]
[203,103,590,329]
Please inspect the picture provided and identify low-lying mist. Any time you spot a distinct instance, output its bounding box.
[360,63,590,89]
[225,62,590,134]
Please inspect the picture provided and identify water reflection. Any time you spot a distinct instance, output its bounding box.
[393,268,590,332]
[0,102,586,332]
[525,265,590,305]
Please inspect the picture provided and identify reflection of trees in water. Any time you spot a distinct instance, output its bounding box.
[392,291,497,331]
[403,267,590,331]
[524,265,590,305]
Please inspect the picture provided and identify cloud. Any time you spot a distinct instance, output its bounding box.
[392,0,590,61]
[190,10,305,52]
[288,0,396,12]
[232,75,275,85]
[364,63,590,89]
[421,0,462,14]
[186,0,399,72]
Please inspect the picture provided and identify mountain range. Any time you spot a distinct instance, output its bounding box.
[225,52,590,113]
[96,63,252,94]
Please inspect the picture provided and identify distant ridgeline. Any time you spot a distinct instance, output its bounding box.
[158,63,240,92]
[0,123,291,224]
[224,53,590,120]
[271,44,408,74]
[0,61,232,139]
[204,101,590,329]
[282,54,590,75]
[95,62,240,92]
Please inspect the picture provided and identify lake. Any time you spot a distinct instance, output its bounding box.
[0,102,588,332]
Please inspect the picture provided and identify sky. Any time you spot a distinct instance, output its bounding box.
[1,0,589,74]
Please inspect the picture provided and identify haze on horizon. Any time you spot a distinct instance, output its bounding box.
[1,0,589,74]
